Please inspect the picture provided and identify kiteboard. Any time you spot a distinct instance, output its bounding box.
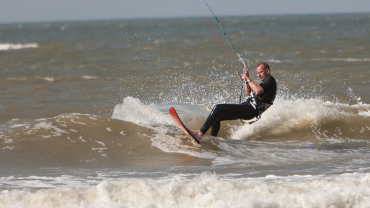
[169,107,201,144]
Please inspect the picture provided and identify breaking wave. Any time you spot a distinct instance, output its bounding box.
[0,43,38,51]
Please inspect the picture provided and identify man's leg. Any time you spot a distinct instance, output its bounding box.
[200,104,257,136]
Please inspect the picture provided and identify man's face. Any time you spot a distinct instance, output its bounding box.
[256,65,270,81]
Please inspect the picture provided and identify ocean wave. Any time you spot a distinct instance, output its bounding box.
[0,43,38,51]
[0,113,162,169]
[112,96,370,143]
[1,172,370,207]
[313,58,370,62]
[108,97,370,169]
[82,75,98,79]
[112,97,173,126]
[4,75,102,82]
[112,96,208,128]
[359,110,370,117]
[1,97,370,171]
[266,59,283,63]
[231,97,370,142]
[111,97,218,159]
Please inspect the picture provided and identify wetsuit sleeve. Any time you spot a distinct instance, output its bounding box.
[259,75,277,104]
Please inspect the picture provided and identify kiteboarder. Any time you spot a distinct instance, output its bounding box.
[188,62,277,141]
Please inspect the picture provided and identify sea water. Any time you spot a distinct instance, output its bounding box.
[1,14,370,207]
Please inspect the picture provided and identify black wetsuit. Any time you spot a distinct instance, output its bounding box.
[200,75,277,136]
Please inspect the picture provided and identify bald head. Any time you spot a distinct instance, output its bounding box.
[256,62,271,81]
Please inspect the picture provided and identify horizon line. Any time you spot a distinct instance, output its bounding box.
[1,12,370,25]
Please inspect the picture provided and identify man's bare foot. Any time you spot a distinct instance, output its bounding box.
[188,129,203,142]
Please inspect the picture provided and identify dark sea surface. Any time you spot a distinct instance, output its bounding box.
[1,13,370,207]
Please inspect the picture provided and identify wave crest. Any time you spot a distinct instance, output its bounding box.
[0,43,38,51]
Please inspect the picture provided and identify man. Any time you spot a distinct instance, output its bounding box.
[188,62,277,141]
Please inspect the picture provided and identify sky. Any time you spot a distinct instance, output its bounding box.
[1,0,370,24]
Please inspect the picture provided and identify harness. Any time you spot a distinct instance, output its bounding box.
[242,92,273,125]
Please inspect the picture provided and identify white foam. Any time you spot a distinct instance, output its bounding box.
[92,147,107,152]
[5,77,28,81]
[1,146,14,150]
[6,77,55,82]
[78,136,87,142]
[41,77,54,82]
[313,58,370,62]
[0,43,38,51]
[111,97,215,160]
[9,124,29,129]
[231,98,369,140]
[95,141,106,146]
[82,75,98,79]
[266,59,282,63]
[31,122,69,137]
[4,139,13,144]
[70,119,86,125]
[1,172,370,207]
[112,97,173,126]
[112,97,209,129]
[359,110,370,117]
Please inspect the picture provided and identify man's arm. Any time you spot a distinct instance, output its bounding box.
[244,81,251,96]
[247,80,264,95]
[242,68,264,95]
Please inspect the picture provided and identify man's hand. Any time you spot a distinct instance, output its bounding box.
[242,68,250,81]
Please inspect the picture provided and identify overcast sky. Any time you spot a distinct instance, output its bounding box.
[1,0,370,24]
